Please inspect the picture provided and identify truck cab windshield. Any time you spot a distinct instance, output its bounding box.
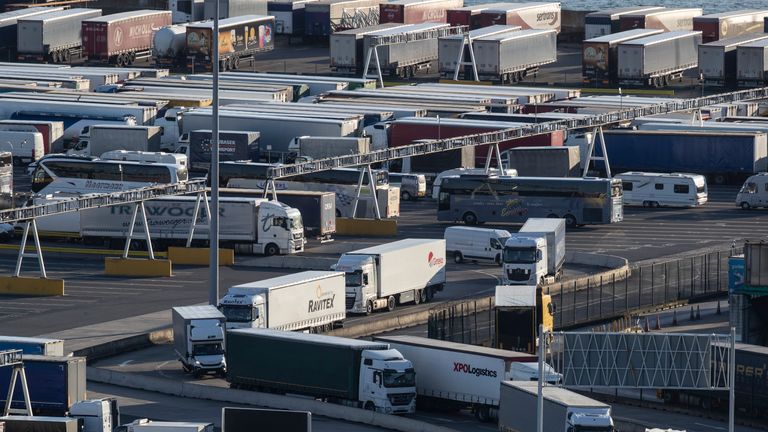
[503,247,536,264]
[291,217,303,230]
[220,305,252,323]
[193,343,223,356]
[345,271,363,287]
[383,369,416,388]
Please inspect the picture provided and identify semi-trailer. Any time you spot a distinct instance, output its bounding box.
[601,129,768,184]
[287,135,369,160]
[693,10,768,43]
[184,129,260,171]
[17,8,103,63]
[699,34,768,86]
[476,2,561,32]
[82,10,171,66]
[379,0,463,24]
[304,0,382,38]
[583,6,665,39]
[169,0,204,23]
[268,0,318,35]
[0,119,64,154]
[186,15,274,72]
[0,7,65,54]
[0,336,64,356]
[361,23,448,78]
[204,0,268,20]
[582,28,663,87]
[332,238,446,314]
[373,335,560,422]
[737,39,768,87]
[619,8,702,32]
[472,29,557,83]
[67,124,163,157]
[498,381,615,432]
[438,25,521,79]
[0,131,44,164]
[226,328,417,413]
[330,23,406,74]
[446,3,502,29]
[494,285,554,354]
[219,271,345,331]
[0,355,86,416]
[617,30,702,87]
[501,146,579,177]
[172,305,226,377]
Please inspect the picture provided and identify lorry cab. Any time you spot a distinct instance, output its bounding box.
[445,226,511,265]
[503,236,547,285]
[359,348,416,414]
[257,201,305,255]
[616,171,707,207]
[737,173,768,209]
[219,292,263,329]
[185,318,226,373]
[332,254,377,314]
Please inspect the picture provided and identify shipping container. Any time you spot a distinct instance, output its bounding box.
[699,34,768,86]
[186,15,275,71]
[582,28,663,87]
[501,146,579,177]
[82,10,171,66]
[476,2,561,33]
[379,0,463,24]
[0,7,65,53]
[330,23,406,73]
[438,25,520,78]
[17,8,103,63]
[617,30,702,87]
[583,6,664,39]
[204,0,268,19]
[446,3,511,29]
[362,23,448,78]
[693,10,768,43]
[473,29,556,83]
[268,0,317,35]
[0,337,64,356]
[619,7,701,32]
[0,356,86,416]
[737,39,768,87]
[304,0,382,38]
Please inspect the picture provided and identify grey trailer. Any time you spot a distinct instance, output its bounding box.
[699,34,768,86]
[617,30,702,87]
[17,8,102,63]
[737,39,768,87]
[438,24,520,78]
[204,0,268,19]
[362,23,448,78]
[472,29,557,83]
[330,23,407,74]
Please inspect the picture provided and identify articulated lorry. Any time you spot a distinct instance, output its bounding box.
[186,15,274,72]
[227,328,417,414]
[494,285,554,354]
[333,238,446,314]
[180,129,260,172]
[172,305,226,378]
[617,30,702,87]
[498,381,615,432]
[374,335,560,422]
[361,23,449,78]
[82,10,171,66]
[17,8,102,63]
[0,119,64,154]
[503,218,565,286]
[218,271,345,332]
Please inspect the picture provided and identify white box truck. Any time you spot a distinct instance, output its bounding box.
[219,271,346,331]
[498,381,615,432]
[503,218,565,286]
[373,335,561,422]
[333,239,446,314]
[172,305,226,377]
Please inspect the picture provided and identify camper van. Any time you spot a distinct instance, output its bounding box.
[737,173,768,209]
[444,226,511,265]
[615,172,707,207]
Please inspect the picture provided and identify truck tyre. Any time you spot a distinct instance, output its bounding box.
[474,406,491,422]
[387,296,396,312]
[495,254,502,266]
[564,214,577,228]
[462,212,478,225]
[425,288,434,302]
[233,57,240,70]
[413,289,422,305]
[364,402,375,411]
[713,174,727,185]
[419,289,427,304]
[63,50,70,62]
[129,51,136,64]
[741,202,751,210]
[401,190,412,201]
[264,243,279,256]
[365,300,373,315]
[454,251,463,264]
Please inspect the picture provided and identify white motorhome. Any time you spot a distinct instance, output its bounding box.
[432,167,517,199]
[736,173,768,209]
[444,226,511,265]
[616,172,707,207]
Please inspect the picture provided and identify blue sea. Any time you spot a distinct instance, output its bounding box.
[463,0,766,14]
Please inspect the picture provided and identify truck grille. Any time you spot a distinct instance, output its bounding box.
[506,269,530,282]
[388,393,415,406]
[345,296,355,309]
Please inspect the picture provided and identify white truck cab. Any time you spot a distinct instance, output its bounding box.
[172,306,226,378]
[503,236,548,285]
[359,348,417,414]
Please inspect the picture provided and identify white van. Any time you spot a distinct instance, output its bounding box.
[615,172,708,207]
[444,226,511,265]
[736,173,768,209]
[389,172,426,200]
[432,168,518,199]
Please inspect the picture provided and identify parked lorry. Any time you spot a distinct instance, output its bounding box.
[601,129,768,184]
[126,420,214,432]
[476,2,561,32]
[226,328,417,414]
[374,335,561,421]
[79,196,305,256]
[446,3,507,29]
[0,355,86,416]
[501,146,579,177]
[330,23,406,74]
[0,119,64,154]
[362,23,448,78]
[17,8,103,63]
[619,8,702,32]
[617,30,702,87]
[304,0,381,38]
[472,29,556,83]
[153,24,188,68]
[582,28,663,86]
[699,34,768,86]
[182,129,259,171]
[172,305,226,378]
[268,0,317,36]
[694,10,768,43]
[0,7,65,55]
[379,0,463,24]
[494,285,554,354]
[186,15,274,72]
[503,218,565,286]
[219,271,345,331]
[82,10,171,66]
[204,0,268,20]
[438,25,521,79]
[67,125,162,156]
[737,39,768,87]
[0,336,64,356]
[583,6,664,39]
[0,130,44,163]
[287,135,369,161]
[498,381,615,432]
[332,238,446,314]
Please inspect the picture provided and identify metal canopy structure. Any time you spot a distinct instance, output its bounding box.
[1,349,31,417]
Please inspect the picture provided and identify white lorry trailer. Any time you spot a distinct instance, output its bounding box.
[79,196,304,256]
[498,381,615,432]
[172,305,226,377]
[503,218,565,286]
[0,130,44,163]
[333,238,446,314]
[218,271,345,331]
[373,335,561,422]
[67,125,163,156]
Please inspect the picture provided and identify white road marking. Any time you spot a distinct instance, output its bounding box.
[118,360,133,367]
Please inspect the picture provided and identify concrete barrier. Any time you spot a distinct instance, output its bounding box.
[167,247,235,266]
[73,328,173,361]
[88,367,459,432]
[0,276,64,296]
[336,218,397,236]
[104,258,172,277]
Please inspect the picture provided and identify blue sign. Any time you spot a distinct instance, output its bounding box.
[729,255,745,293]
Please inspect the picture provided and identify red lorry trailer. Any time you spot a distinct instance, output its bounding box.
[446,3,509,29]
[693,10,768,43]
[380,0,463,24]
[476,2,561,33]
[82,10,171,66]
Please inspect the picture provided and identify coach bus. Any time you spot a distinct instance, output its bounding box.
[437,175,623,227]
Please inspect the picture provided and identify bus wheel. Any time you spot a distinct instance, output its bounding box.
[741,202,751,210]
[462,212,478,225]
[401,190,411,201]
[454,251,463,264]
[564,214,577,227]
[264,243,279,256]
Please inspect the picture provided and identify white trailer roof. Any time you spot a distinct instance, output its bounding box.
[375,335,537,360]
[741,39,768,48]
[84,10,168,24]
[348,238,442,255]
[230,328,390,349]
[502,381,611,408]
[584,28,662,44]
[620,30,702,47]
[481,2,559,13]
[188,15,272,29]
[0,335,62,344]
[20,8,101,23]
[172,305,225,320]
[695,9,768,20]
[480,29,555,43]
[229,271,342,292]
[701,33,768,48]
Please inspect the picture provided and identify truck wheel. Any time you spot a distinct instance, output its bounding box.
[425,288,434,303]
[413,289,422,305]
[233,57,240,70]
[495,254,502,266]
[564,214,577,228]
[264,243,279,256]
[387,296,396,312]
[365,300,373,315]
[129,51,136,64]
[462,212,478,225]
[419,289,427,304]
[401,190,412,201]
[364,402,375,411]
[713,174,727,185]
[454,251,463,264]
[741,202,751,210]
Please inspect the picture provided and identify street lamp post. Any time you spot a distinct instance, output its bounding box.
[208,0,220,306]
